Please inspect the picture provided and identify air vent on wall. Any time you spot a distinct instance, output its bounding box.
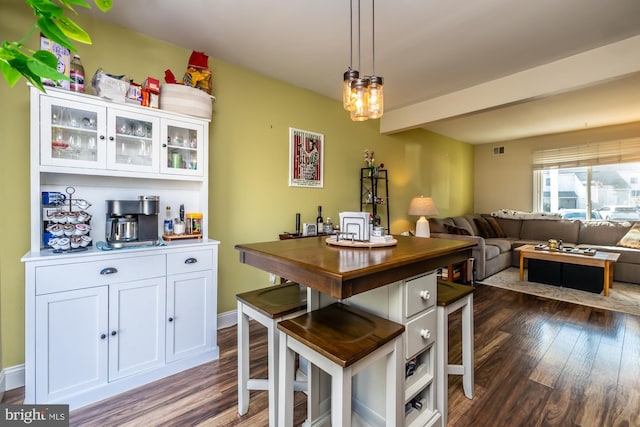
[493,146,505,156]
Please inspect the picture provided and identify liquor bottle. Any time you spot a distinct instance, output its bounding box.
[164,206,173,236]
[70,54,85,93]
[324,217,333,234]
[316,205,323,232]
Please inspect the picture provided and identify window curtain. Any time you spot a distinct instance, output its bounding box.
[532,137,640,170]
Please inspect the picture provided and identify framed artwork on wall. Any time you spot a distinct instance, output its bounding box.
[289,127,324,188]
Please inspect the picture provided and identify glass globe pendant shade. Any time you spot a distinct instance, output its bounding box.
[350,78,370,121]
[343,69,359,111]
[367,76,384,119]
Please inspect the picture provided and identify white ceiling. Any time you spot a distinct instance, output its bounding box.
[83,0,640,144]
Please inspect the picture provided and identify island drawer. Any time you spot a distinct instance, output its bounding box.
[405,272,436,318]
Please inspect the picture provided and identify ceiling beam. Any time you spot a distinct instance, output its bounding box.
[380,35,640,135]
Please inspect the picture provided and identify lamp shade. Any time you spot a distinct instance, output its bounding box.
[408,196,439,216]
[408,196,438,238]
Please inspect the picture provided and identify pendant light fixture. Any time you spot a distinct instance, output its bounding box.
[342,0,384,121]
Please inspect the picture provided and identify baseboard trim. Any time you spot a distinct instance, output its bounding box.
[4,364,25,392]
[217,309,237,329]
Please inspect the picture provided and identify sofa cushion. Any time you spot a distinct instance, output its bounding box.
[428,217,454,234]
[474,217,496,238]
[485,238,513,254]
[452,216,475,236]
[482,215,506,238]
[578,221,632,246]
[520,219,580,244]
[444,224,471,235]
[494,217,522,238]
[484,244,500,260]
[617,223,640,249]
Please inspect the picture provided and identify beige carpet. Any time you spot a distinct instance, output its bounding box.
[481,267,640,316]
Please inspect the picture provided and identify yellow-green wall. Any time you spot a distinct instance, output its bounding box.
[0,1,474,369]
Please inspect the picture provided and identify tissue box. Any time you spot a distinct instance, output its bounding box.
[91,69,130,103]
[339,211,370,241]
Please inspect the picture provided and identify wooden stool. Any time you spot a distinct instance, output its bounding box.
[236,282,307,427]
[436,280,475,426]
[277,302,405,427]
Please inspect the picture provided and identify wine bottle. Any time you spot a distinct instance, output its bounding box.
[316,205,323,232]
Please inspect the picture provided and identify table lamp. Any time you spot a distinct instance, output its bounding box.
[408,196,439,238]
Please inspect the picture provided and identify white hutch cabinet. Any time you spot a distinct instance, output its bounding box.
[23,86,219,409]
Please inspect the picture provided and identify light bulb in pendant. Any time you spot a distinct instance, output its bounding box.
[343,69,359,111]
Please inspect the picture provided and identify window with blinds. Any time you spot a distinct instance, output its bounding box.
[532,138,640,170]
[532,138,640,220]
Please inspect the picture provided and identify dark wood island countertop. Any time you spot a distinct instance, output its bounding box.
[235,235,474,300]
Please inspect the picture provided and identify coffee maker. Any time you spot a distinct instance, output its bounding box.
[105,195,160,248]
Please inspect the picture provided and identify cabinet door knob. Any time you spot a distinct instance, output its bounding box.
[100,267,118,275]
[111,330,117,336]
[100,334,107,340]
[99,135,105,140]
[184,257,198,264]
[162,143,167,148]
[108,136,114,141]
[419,290,430,300]
[168,317,174,322]
[420,329,431,340]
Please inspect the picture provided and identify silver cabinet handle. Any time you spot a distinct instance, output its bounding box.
[100,267,118,275]
[184,258,198,264]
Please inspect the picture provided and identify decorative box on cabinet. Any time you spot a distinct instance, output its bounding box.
[348,271,441,427]
[23,243,219,409]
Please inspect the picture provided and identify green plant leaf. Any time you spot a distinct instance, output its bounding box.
[33,49,60,69]
[27,56,71,81]
[38,16,76,51]
[56,16,92,44]
[8,54,46,91]
[27,0,64,19]
[93,0,112,13]
[0,59,23,87]
[59,0,91,12]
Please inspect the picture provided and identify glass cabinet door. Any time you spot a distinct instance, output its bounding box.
[106,109,160,173]
[41,97,107,169]
[160,119,205,177]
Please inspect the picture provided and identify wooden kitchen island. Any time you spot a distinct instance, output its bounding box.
[235,235,474,426]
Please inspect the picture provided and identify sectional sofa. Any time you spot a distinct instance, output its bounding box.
[429,213,640,285]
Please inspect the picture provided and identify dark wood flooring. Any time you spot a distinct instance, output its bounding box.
[4,283,640,426]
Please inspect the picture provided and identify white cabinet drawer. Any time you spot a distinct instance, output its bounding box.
[167,249,213,275]
[405,272,436,318]
[404,308,436,359]
[35,254,165,295]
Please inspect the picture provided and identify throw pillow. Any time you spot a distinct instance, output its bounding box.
[444,224,471,236]
[483,215,506,238]
[617,222,640,249]
[473,217,496,238]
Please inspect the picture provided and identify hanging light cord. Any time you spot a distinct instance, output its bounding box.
[357,0,361,72]
[372,0,375,76]
[349,0,353,70]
